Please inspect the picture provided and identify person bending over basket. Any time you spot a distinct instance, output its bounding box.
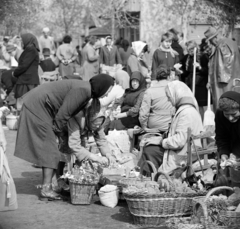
[215,91,240,188]
[140,81,203,175]
[14,74,114,201]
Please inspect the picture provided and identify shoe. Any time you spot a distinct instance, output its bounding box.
[52,183,62,193]
[39,184,62,201]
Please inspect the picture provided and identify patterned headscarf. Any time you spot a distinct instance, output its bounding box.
[166,80,199,110]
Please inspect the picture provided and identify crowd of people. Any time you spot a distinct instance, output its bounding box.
[1,24,240,204]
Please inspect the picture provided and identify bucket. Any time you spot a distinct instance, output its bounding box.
[6,114,19,130]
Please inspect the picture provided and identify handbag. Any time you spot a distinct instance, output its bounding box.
[0,145,18,211]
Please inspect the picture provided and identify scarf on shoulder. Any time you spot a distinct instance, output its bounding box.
[159,45,179,58]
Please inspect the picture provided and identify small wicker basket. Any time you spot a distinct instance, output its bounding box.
[192,186,240,229]
[69,181,96,205]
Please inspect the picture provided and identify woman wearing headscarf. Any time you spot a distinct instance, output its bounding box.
[12,33,40,111]
[140,81,203,175]
[216,91,240,187]
[106,71,146,132]
[14,74,114,201]
[100,70,129,109]
[127,41,149,78]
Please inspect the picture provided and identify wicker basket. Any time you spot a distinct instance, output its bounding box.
[69,181,96,205]
[192,186,240,229]
[124,170,206,227]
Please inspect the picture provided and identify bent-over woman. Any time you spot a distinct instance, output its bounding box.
[14,74,114,201]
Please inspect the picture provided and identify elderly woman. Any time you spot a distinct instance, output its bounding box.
[152,32,179,80]
[14,74,114,201]
[181,40,209,118]
[215,91,240,187]
[139,65,174,133]
[106,71,146,132]
[127,41,149,78]
[56,35,78,77]
[12,33,40,111]
[141,81,203,175]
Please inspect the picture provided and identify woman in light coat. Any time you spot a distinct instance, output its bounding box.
[82,36,100,81]
[139,65,174,133]
[141,81,203,175]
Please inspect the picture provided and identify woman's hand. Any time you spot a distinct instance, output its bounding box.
[193,62,201,70]
[144,136,163,146]
[206,82,211,90]
[115,112,127,119]
[106,153,116,166]
[221,154,229,163]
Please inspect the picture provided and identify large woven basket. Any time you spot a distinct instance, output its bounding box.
[192,186,240,229]
[69,181,96,205]
[124,170,206,227]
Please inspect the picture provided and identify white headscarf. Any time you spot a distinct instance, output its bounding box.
[166,81,199,110]
[132,41,146,57]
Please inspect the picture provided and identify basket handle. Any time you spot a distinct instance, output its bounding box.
[154,170,174,187]
[204,186,233,202]
[141,132,162,139]
[139,160,157,181]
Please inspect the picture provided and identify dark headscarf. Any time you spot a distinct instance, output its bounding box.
[129,71,146,92]
[220,91,240,105]
[90,74,114,98]
[89,74,114,117]
[21,33,40,52]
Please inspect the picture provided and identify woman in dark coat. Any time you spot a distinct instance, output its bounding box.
[106,71,146,132]
[216,91,240,187]
[14,74,114,201]
[12,33,40,111]
[181,40,209,118]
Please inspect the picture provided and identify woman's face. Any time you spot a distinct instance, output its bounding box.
[223,109,240,123]
[162,39,172,49]
[131,79,140,90]
[187,47,195,56]
[89,117,104,131]
[100,86,113,98]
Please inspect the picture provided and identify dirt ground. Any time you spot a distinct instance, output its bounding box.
[0,130,167,229]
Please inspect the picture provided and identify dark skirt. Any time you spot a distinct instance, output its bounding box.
[138,145,164,176]
[14,84,38,99]
[108,116,140,131]
[14,105,60,169]
[195,85,208,107]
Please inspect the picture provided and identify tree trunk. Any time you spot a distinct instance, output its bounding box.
[111,9,115,39]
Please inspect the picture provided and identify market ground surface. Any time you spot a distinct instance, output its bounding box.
[0,130,168,229]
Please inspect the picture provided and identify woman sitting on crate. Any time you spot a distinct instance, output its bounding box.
[139,65,175,133]
[105,71,146,134]
[215,91,240,188]
[140,81,203,175]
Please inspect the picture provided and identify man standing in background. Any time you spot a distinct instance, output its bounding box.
[204,26,240,111]
[39,27,56,60]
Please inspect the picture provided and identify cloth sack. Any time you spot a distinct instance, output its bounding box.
[98,185,119,208]
[0,146,18,211]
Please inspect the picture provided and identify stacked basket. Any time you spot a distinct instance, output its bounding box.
[192,186,240,229]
